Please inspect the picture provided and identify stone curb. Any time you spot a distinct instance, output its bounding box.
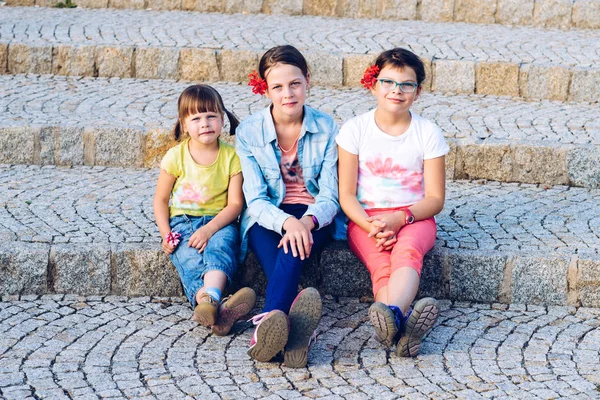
[1,241,598,307]
[5,0,600,30]
[2,125,599,188]
[2,43,600,102]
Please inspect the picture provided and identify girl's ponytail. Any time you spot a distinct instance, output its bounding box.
[173,119,184,142]
[225,109,240,136]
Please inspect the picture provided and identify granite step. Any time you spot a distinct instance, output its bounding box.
[1,74,599,187]
[4,0,600,30]
[1,7,600,101]
[1,164,598,307]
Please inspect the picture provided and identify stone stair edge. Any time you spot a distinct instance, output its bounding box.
[2,42,600,102]
[4,0,600,30]
[2,125,599,188]
[1,240,599,307]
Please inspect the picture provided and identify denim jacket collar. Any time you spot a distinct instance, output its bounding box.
[260,105,319,144]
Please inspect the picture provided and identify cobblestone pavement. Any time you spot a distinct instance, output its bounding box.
[0,295,599,399]
[1,164,599,256]
[2,75,599,145]
[1,8,600,67]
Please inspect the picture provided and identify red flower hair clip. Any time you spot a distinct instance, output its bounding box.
[360,65,380,90]
[248,70,267,95]
[166,231,181,247]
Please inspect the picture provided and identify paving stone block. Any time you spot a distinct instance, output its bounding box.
[567,146,600,188]
[86,128,146,167]
[533,0,573,29]
[178,48,219,82]
[76,0,109,7]
[182,0,223,12]
[304,52,343,87]
[303,0,338,16]
[97,46,134,78]
[134,47,179,80]
[146,0,181,9]
[319,241,371,297]
[6,0,34,4]
[337,0,378,18]
[112,244,182,297]
[39,126,85,166]
[419,247,447,299]
[0,127,36,165]
[569,67,600,103]
[418,0,455,21]
[511,255,569,305]
[0,242,48,295]
[231,252,267,295]
[144,128,177,168]
[475,62,519,97]
[262,0,302,14]
[52,245,111,295]
[519,64,570,101]
[421,57,432,92]
[380,0,418,20]
[454,144,512,182]
[343,54,375,87]
[52,45,97,77]
[0,43,7,74]
[432,60,475,94]
[511,145,569,185]
[572,0,600,28]
[448,251,506,303]
[224,0,263,13]
[109,0,146,8]
[218,49,259,83]
[496,0,534,26]
[445,142,457,180]
[454,0,496,24]
[8,44,52,75]
[577,257,600,307]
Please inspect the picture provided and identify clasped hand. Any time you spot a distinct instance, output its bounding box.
[278,216,314,260]
[366,212,404,251]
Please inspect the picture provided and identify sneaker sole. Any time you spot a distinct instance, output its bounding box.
[396,298,439,358]
[247,310,289,362]
[194,302,218,326]
[368,302,398,347]
[284,288,322,368]
[212,288,257,336]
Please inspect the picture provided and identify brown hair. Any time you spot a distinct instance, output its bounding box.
[258,45,310,81]
[173,84,240,141]
[374,48,426,85]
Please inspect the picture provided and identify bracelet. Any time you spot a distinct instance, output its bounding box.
[310,215,320,230]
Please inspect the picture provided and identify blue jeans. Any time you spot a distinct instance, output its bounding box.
[248,204,331,314]
[169,214,239,307]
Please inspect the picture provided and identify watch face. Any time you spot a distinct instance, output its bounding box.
[407,215,415,224]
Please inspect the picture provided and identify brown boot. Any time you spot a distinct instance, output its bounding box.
[194,292,219,326]
[212,287,257,336]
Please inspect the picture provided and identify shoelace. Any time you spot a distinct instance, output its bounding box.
[308,330,318,348]
[388,305,404,331]
[248,311,269,325]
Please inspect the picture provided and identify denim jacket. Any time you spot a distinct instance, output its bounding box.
[236,105,343,261]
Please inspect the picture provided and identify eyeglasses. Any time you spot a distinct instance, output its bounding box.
[376,79,419,93]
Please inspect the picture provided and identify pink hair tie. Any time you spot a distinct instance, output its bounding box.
[361,65,380,90]
[166,231,181,247]
[248,70,267,95]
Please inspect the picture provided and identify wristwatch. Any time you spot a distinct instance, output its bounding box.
[404,209,415,225]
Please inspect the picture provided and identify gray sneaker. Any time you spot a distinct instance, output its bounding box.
[284,287,322,368]
[396,297,439,357]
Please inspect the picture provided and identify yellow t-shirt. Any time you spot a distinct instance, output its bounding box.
[161,139,242,218]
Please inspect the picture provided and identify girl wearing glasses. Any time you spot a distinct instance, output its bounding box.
[337,48,449,357]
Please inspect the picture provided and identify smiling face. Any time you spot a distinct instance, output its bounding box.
[371,65,421,117]
[182,111,223,146]
[264,63,309,121]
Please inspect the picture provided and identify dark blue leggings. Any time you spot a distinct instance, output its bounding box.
[248,204,331,314]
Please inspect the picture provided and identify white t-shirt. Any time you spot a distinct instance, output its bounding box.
[336,110,449,209]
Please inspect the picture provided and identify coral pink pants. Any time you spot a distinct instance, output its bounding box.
[347,207,437,297]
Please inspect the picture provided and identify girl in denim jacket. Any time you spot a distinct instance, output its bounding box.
[236,45,340,368]
[154,84,256,336]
